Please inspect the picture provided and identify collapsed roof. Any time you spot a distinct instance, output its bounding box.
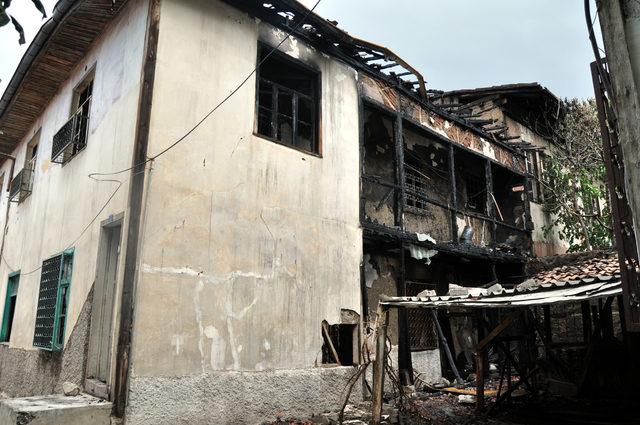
[431,83,562,145]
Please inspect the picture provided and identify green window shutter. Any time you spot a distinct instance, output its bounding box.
[0,272,20,342]
[33,250,74,351]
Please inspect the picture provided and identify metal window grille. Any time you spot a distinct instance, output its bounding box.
[407,283,438,351]
[33,250,74,351]
[9,167,33,203]
[51,102,90,164]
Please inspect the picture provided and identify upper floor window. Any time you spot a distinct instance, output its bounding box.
[255,45,319,154]
[52,72,94,164]
[526,150,545,204]
[9,131,38,203]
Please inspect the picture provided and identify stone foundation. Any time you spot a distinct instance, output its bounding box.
[126,367,363,425]
[0,293,91,398]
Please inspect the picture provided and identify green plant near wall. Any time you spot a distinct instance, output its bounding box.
[542,98,613,252]
[0,0,47,44]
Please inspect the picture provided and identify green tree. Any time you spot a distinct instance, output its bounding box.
[542,98,613,252]
[1,0,47,45]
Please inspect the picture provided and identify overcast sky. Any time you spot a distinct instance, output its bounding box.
[1,0,601,99]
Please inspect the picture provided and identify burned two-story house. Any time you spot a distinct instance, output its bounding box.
[0,0,546,423]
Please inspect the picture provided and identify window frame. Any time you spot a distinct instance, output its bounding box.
[253,43,322,156]
[526,150,545,204]
[67,69,95,163]
[0,272,20,343]
[33,249,74,351]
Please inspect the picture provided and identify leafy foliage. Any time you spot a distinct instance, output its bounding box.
[1,0,47,45]
[542,98,613,252]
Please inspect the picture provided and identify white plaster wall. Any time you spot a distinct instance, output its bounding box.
[0,0,149,350]
[131,0,362,376]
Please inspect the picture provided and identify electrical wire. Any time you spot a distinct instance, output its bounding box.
[2,0,323,276]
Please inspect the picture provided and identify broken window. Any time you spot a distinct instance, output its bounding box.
[0,273,20,343]
[256,45,319,154]
[525,150,545,203]
[403,125,450,207]
[33,249,74,351]
[455,148,486,215]
[363,107,397,226]
[321,321,357,366]
[491,164,526,228]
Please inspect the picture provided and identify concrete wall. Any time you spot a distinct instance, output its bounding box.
[0,0,148,395]
[126,0,362,422]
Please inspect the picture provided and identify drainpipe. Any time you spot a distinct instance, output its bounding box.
[0,153,16,271]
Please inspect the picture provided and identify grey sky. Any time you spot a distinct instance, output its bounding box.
[1,0,601,99]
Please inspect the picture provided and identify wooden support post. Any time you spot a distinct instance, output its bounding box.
[396,242,413,385]
[448,144,458,243]
[581,301,592,343]
[431,309,463,384]
[474,310,521,411]
[372,305,389,425]
[475,349,485,410]
[543,305,552,345]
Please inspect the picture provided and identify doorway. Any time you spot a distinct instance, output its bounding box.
[86,217,122,399]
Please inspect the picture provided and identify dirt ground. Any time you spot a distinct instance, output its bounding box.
[266,391,640,425]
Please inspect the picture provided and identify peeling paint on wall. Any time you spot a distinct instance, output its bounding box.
[364,254,379,288]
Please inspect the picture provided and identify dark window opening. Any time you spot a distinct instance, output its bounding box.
[492,164,526,228]
[455,149,487,215]
[403,126,450,210]
[526,150,545,203]
[73,79,93,155]
[0,274,20,343]
[256,46,319,154]
[321,322,356,366]
[364,108,396,182]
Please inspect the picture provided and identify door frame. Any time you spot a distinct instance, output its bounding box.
[86,212,124,399]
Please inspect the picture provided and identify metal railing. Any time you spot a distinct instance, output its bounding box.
[51,104,90,164]
[9,167,33,203]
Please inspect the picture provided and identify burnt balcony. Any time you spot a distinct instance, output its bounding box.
[9,167,33,203]
[51,110,89,164]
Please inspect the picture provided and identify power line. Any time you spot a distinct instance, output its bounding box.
[3,0,323,276]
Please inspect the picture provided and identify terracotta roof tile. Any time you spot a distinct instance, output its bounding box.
[530,252,619,283]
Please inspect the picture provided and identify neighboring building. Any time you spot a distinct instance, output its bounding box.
[0,0,556,423]
[432,83,569,258]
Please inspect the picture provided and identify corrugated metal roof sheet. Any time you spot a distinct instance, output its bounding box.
[380,275,621,309]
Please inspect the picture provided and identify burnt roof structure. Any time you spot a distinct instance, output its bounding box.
[431,82,562,145]
[0,0,526,163]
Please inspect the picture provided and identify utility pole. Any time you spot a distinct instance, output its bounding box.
[592,0,640,331]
